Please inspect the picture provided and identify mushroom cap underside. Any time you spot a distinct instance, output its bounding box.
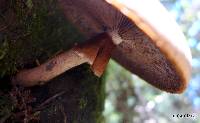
[58,0,192,93]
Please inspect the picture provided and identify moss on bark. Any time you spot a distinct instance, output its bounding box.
[0,0,105,122]
[36,64,105,123]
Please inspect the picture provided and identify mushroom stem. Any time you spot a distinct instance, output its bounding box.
[12,33,114,87]
[91,36,116,77]
[12,48,89,87]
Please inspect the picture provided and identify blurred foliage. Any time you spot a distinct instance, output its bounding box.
[103,0,200,123]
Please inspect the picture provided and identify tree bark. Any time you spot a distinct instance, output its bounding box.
[0,0,106,122]
[33,64,105,123]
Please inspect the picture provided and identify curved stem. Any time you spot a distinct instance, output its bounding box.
[12,47,89,86]
[12,33,113,87]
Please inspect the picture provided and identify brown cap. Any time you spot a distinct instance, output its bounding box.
[106,0,192,93]
[59,0,192,93]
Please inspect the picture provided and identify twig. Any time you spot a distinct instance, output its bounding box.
[35,91,66,111]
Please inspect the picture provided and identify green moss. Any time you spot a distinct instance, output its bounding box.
[0,0,105,122]
[39,64,105,123]
[0,94,14,119]
[0,0,84,77]
[67,64,105,123]
[79,98,88,110]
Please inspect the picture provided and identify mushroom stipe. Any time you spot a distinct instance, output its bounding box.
[12,33,114,86]
[12,0,133,87]
[12,0,192,93]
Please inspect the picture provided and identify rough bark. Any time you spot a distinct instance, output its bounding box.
[0,0,105,122]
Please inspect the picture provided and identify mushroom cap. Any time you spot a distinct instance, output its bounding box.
[58,0,192,93]
[106,0,192,93]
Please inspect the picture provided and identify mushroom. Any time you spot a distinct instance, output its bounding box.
[13,0,192,93]
[106,0,192,93]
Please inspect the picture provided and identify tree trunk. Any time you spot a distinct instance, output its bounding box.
[0,0,105,122]
[33,64,105,123]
